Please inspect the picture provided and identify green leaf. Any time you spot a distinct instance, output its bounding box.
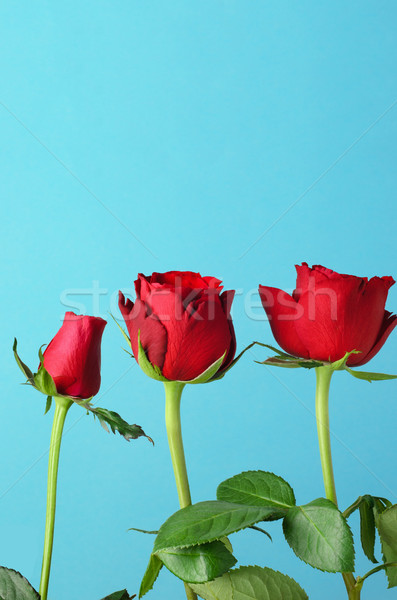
[249,525,272,541]
[191,566,308,600]
[229,566,309,600]
[190,572,233,600]
[0,567,40,600]
[186,352,226,384]
[343,495,366,519]
[44,396,52,415]
[217,470,295,512]
[34,347,58,396]
[13,339,34,381]
[91,406,153,444]
[139,554,163,598]
[283,498,355,572]
[128,527,158,535]
[358,562,397,586]
[345,367,397,383]
[156,541,236,583]
[220,536,233,553]
[100,590,135,600]
[154,501,285,552]
[377,505,397,587]
[373,497,392,518]
[359,499,377,563]
[343,495,378,563]
[137,332,169,382]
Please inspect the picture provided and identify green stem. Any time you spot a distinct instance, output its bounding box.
[358,562,397,583]
[314,367,359,600]
[164,382,197,600]
[39,395,72,600]
[315,366,337,504]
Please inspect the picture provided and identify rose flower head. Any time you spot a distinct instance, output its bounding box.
[259,263,397,367]
[42,312,106,398]
[119,271,236,382]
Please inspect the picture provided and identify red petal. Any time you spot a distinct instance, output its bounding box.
[118,292,167,369]
[295,274,391,363]
[350,310,397,366]
[219,290,237,371]
[258,285,309,358]
[160,292,233,381]
[43,313,106,399]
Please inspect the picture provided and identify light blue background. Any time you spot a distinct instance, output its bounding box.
[1,1,396,598]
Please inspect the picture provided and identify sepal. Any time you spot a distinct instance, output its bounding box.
[211,342,264,381]
[137,332,228,384]
[256,344,397,381]
[254,343,323,369]
[13,339,152,443]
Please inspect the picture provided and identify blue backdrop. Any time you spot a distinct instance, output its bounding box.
[0,2,396,599]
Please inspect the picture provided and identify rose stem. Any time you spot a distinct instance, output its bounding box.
[39,395,73,600]
[315,366,360,600]
[164,381,198,600]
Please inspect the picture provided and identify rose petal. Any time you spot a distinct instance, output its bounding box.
[351,310,397,367]
[118,292,167,369]
[259,285,309,358]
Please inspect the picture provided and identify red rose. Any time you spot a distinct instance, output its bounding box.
[42,312,106,398]
[119,271,236,381]
[259,263,397,367]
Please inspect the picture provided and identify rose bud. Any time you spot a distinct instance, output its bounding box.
[118,271,236,381]
[259,263,397,367]
[42,312,107,398]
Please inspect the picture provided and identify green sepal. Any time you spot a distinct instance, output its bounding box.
[258,356,323,369]
[34,346,58,396]
[345,367,397,383]
[13,339,34,382]
[139,554,163,598]
[100,590,135,600]
[109,312,133,356]
[254,342,323,369]
[137,332,169,382]
[138,332,228,384]
[210,341,259,381]
[330,350,361,370]
[13,339,59,400]
[255,347,358,371]
[186,352,226,384]
[0,567,40,600]
[13,340,151,443]
[255,343,397,381]
[155,540,237,583]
